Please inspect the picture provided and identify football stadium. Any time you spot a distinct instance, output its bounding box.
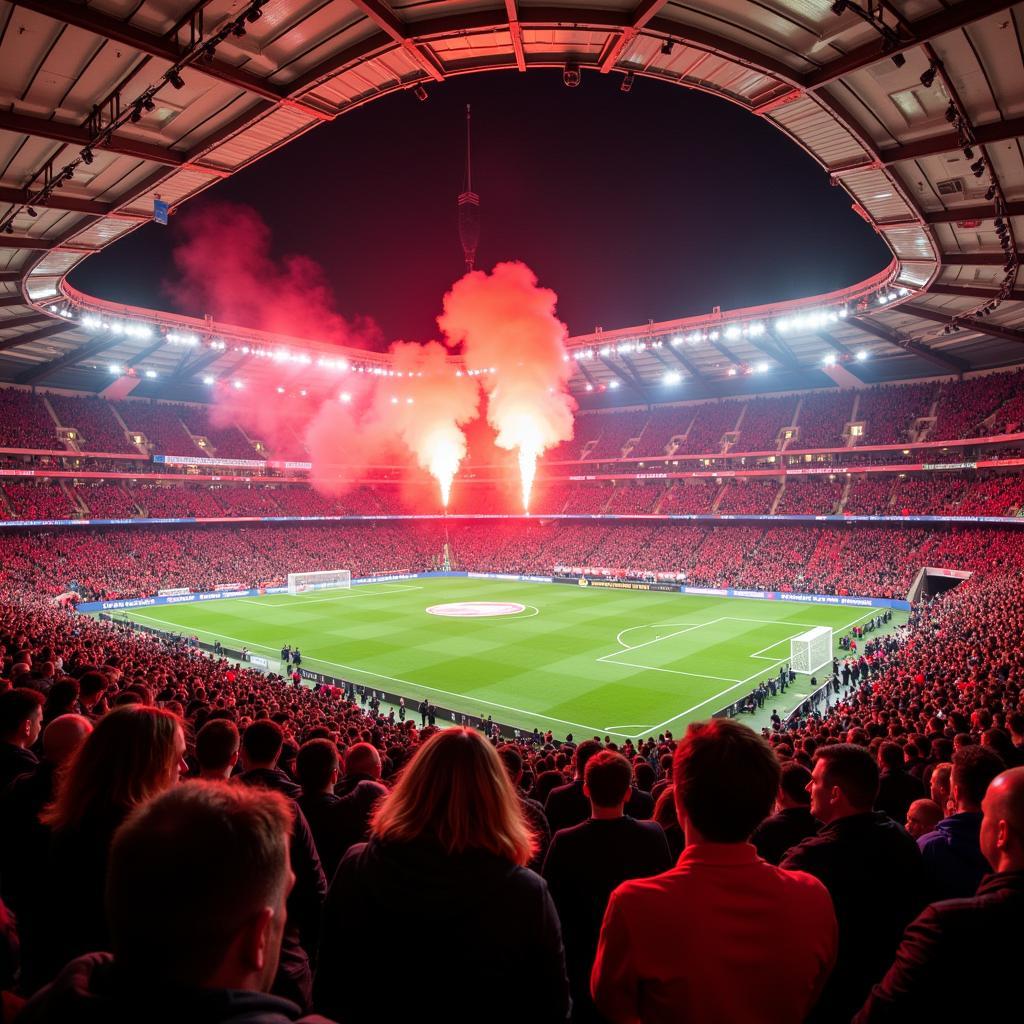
[1,1,1022,1022]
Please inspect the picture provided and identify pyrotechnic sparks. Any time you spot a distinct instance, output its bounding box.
[438,261,576,513]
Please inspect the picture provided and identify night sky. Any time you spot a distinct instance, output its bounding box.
[71,70,891,347]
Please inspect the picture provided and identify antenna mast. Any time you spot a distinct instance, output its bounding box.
[457,103,480,273]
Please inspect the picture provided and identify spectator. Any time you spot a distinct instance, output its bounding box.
[34,706,186,987]
[499,744,551,871]
[315,728,570,1023]
[543,751,671,1023]
[930,762,953,815]
[782,744,925,1023]
[651,785,684,860]
[855,767,1024,1021]
[544,739,604,834]
[905,798,943,840]
[751,762,819,865]
[238,720,301,799]
[195,719,240,781]
[0,687,44,789]
[234,722,326,1011]
[591,720,836,1024]
[875,741,925,824]
[335,741,380,796]
[295,739,345,880]
[917,745,1005,900]
[17,781,326,1024]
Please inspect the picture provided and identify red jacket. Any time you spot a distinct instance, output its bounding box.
[591,842,837,1024]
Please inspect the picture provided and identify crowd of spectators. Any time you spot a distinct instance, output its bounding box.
[113,401,204,457]
[44,395,137,456]
[796,391,856,450]
[0,484,78,521]
[844,476,895,515]
[675,400,741,455]
[714,479,780,514]
[175,407,262,460]
[1,518,1022,1020]
[855,382,937,446]
[735,394,798,451]
[0,392,61,452]
[604,483,663,515]
[776,477,844,515]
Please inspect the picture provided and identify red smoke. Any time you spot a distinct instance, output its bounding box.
[438,261,576,508]
[165,209,575,506]
[165,202,380,347]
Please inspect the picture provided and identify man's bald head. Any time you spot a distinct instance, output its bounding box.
[980,767,1024,874]
[43,713,93,764]
[345,742,381,780]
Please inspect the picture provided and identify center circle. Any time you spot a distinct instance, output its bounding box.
[426,601,527,618]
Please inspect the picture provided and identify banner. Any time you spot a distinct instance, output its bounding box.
[157,587,190,597]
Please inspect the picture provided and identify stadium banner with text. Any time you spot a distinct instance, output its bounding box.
[78,571,904,612]
[6,511,1024,531]
[157,587,191,597]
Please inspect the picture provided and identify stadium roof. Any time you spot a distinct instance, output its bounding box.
[0,0,1021,402]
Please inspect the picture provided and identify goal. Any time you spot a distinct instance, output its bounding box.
[287,569,351,595]
[790,625,833,675]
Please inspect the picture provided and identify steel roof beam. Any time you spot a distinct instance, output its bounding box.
[16,332,121,384]
[0,313,49,331]
[881,115,1024,165]
[928,283,1024,302]
[663,343,708,382]
[816,331,856,359]
[599,0,670,73]
[848,316,968,373]
[0,236,53,250]
[347,0,445,81]
[598,354,645,395]
[759,328,802,371]
[899,303,1024,347]
[11,0,290,105]
[0,296,27,308]
[0,272,20,283]
[0,185,113,216]
[924,201,1024,224]
[505,0,526,72]
[0,109,184,167]
[0,319,74,353]
[171,347,222,381]
[942,252,1023,266]
[124,337,168,369]
[804,0,1017,90]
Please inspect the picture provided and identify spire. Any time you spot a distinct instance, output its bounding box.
[457,103,480,273]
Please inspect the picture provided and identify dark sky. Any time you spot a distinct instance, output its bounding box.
[71,69,891,347]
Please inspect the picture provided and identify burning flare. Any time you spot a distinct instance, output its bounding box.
[438,261,576,513]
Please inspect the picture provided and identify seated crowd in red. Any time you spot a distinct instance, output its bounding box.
[0,513,1021,1023]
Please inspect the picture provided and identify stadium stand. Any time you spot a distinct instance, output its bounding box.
[114,401,204,457]
[795,390,855,450]
[735,394,798,451]
[714,479,779,514]
[44,395,137,455]
[775,477,844,515]
[0,390,61,451]
[855,383,937,446]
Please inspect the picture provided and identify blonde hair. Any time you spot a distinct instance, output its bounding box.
[372,728,535,865]
[42,705,183,832]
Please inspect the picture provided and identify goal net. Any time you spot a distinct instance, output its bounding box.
[287,569,351,595]
[790,625,833,675]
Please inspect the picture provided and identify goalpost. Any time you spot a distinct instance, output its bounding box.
[790,625,833,675]
[287,569,352,595]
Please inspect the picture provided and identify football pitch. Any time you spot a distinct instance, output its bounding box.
[106,577,905,739]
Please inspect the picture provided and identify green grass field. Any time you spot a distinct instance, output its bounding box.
[106,577,903,738]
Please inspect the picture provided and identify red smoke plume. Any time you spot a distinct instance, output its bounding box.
[438,261,576,509]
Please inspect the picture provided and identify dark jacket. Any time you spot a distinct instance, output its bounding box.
[315,837,569,1023]
[543,817,671,1023]
[751,806,820,866]
[854,871,1024,1022]
[236,768,301,801]
[917,812,988,901]
[544,780,652,834]
[0,742,38,791]
[782,811,926,1023]
[875,768,925,824]
[16,952,335,1024]
[297,782,387,882]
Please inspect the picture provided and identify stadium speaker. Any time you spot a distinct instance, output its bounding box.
[563,64,581,88]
